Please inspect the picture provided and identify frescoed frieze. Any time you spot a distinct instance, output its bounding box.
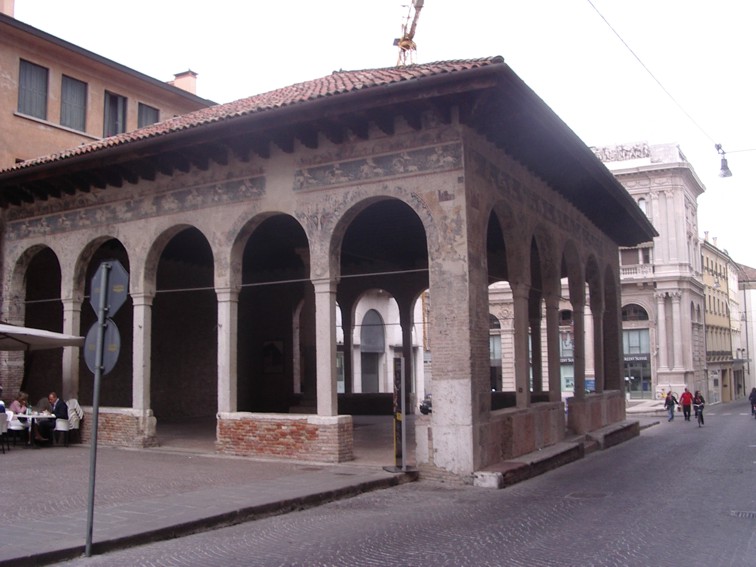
[294,142,462,191]
[7,176,266,240]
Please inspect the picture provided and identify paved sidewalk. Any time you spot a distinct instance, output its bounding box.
[0,417,416,566]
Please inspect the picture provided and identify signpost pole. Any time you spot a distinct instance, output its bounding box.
[85,262,110,557]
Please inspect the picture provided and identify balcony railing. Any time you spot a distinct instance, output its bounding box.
[620,264,655,279]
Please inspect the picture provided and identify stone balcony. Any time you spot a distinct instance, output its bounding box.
[620,264,655,280]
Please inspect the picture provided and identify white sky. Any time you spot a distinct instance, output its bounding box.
[13,0,756,266]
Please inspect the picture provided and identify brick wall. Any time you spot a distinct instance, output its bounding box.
[80,407,158,448]
[566,391,626,434]
[216,413,353,463]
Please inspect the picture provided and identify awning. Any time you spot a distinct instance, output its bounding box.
[0,323,84,351]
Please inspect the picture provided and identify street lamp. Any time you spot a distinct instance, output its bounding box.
[715,144,732,177]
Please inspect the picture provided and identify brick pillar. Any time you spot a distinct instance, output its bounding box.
[511,282,531,408]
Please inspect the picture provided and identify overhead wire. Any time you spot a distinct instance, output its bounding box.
[585,0,718,147]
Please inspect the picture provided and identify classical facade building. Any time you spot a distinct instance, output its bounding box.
[0,2,212,169]
[701,238,743,402]
[736,263,756,396]
[0,57,656,479]
[596,143,707,400]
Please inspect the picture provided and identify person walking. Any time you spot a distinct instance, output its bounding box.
[693,390,705,425]
[679,387,694,421]
[749,387,756,418]
[664,391,679,422]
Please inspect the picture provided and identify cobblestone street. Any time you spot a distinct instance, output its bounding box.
[43,400,756,566]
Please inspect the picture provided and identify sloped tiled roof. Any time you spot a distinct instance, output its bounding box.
[0,56,658,247]
[736,263,756,282]
[5,57,503,173]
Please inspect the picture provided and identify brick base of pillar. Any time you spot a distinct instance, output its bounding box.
[415,401,567,479]
[567,390,626,435]
[80,407,158,448]
[216,413,354,463]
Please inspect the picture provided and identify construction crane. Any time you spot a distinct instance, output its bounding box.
[394,0,424,66]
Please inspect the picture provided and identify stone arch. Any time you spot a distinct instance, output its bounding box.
[329,196,429,418]
[5,244,54,322]
[236,213,311,413]
[560,239,584,305]
[325,191,437,284]
[531,224,560,295]
[72,235,124,302]
[6,245,64,401]
[359,308,386,393]
[227,211,299,292]
[148,225,217,421]
[489,201,527,283]
[74,237,133,408]
[142,223,212,297]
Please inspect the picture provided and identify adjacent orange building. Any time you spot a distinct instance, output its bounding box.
[0,1,213,169]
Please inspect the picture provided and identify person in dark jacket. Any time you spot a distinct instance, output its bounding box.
[692,390,705,425]
[664,391,678,422]
[36,391,68,442]
[749,387,756,418]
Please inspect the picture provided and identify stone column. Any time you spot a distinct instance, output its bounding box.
[340,302,354,394]
[592,304,605,393]
[131,292,153,411]
[61,298,82,401]
[529,292,543,393]
[671,291,684,371]
[313,279,338,416]
[656,292,668,370]
[584,303,594,387]
[572,302,586,400]
[665,190,678,262]
[398,298,415,411]
[511,282,531,408]
[216,287,239,413]
[545,293,562,402]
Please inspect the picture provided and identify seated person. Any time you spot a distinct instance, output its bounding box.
[36,391,68,442]
[9,391,29,415]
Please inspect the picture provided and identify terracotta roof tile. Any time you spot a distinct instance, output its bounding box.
[5,57,503,173]
[736,263,756,282]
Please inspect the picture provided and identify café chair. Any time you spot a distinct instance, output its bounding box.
[0,412,9,453]
[54,418,70,447]
[67,399,84,443]
[7,410,29,446]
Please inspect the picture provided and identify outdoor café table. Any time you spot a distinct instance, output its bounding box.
[21,412,55,446]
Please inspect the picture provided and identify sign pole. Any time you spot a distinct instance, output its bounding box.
[85,262,110,557]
